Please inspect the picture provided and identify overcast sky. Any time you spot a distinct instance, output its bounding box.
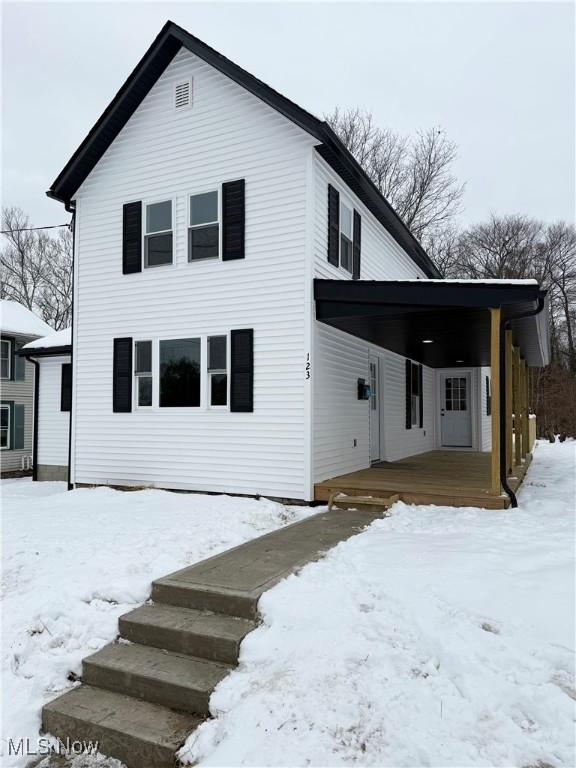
[2,1,574,231]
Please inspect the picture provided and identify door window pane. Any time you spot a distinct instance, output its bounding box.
[160,338,201,407]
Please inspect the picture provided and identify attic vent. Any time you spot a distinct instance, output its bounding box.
[174,79,192,110]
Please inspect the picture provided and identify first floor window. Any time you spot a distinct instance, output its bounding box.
[407,361,422,428]
[486,375,492,416]
[1,405,10,448]
[189,190,219,261]
[145,200,173,267]
[160,338,201,407]
[208,335,228,406]
[135,341,153,407]
[1,339,11,379]
[340,201,353,273]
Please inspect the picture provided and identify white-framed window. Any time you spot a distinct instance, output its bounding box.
[340,201,353,273]
[134,340,153,408]
[370,361,377,412]
[188,190,220,262]
[1,339,12,379]
[159,337,202,407]
[208,335,228,407]
[144,200,173,268]
[0,404,10,449]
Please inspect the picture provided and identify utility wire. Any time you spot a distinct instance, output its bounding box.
[0,223,70,234]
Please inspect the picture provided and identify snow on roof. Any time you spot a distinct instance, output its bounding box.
[0,300,53,337]
[22,327,71,350]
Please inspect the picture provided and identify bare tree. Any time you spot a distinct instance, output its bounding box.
[325,108,464,243]
[1,206,72,330]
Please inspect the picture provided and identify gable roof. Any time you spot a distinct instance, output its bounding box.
[0,300,53,338]
[47,20,441,279]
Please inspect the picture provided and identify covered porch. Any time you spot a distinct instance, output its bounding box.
[314,279,549,509]
[314,449,533,509]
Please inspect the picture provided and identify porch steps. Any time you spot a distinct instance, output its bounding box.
[328,492,399,514]
[119,603,255,664]
[41,508,381,768]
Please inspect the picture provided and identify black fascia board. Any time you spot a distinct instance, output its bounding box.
[18,345,72,358]
[46,21,441,279]
[314,279,544,312]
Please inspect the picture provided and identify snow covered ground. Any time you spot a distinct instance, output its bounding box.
[181,440,575,767]
[0,482,312,768]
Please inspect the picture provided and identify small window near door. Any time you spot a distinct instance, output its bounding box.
[0,404,10,449]
[208,335,228,407]
[410,362,421,426]
[445,376,467,411]
[134,341,153,407]
[370,362,377,411]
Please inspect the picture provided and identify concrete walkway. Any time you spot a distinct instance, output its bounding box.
[42,507,382,768]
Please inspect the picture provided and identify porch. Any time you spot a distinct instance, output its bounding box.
[314,278,549,509]
[314,449,533,509]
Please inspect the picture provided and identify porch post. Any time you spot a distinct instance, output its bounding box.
[521,358,529,457]
[505,329,514,475]
[490,308,501,495]
[513,346,522,466]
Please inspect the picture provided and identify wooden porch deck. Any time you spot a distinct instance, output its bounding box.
[314,450,532,510]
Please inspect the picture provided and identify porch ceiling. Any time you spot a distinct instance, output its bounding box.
[314,279,550,368]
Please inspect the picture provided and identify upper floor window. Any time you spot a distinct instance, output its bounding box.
[189,191,219,261]
[340,202,353,274]
[145,200,173,268]
[1,339,11,379]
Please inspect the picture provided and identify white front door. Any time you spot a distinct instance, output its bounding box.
[440,373,472,447]
[369,358,381,461]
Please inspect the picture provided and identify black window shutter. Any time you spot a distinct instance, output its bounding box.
[230,329,253,412]
[486,375,491,416]
[113,338,133,413]
[61,363,72,412]
[327,185,340,266]
[352,210,361,280]
[418,364,424,428]
[222,179,245,261]
[405,359,412,429]
[122,202,142,274]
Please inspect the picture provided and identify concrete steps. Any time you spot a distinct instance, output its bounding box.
[119,603,255,663]
[83,642,233,714]
[42,596,255,766]
[41,509,381,767]
[42,685,201,768]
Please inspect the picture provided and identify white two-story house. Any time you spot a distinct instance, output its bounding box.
[46,21,549,507]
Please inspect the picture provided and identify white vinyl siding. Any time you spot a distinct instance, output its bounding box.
[72,46,315,499]
[313,323,436,482]
[37,356,71,467]
[312,153,427,281]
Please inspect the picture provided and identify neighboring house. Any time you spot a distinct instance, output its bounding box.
[20,329,72,481]
[46,21,549,507]
[0,300,53,475]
